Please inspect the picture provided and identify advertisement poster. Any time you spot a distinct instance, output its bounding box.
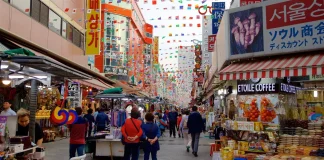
[0,116,7,136]
[86,0,101,55]
[212,2,225,35]
[67,82,80,108]
[230,7,264,55]
[228,0,324,59]
[208,35,216,52]
[240,0,262,6]
[238,94,279,123]
[153,36,159,65]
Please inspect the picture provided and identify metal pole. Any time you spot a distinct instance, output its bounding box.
[29,79,37,143]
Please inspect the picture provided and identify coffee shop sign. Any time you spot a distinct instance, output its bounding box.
[238,83,300,94]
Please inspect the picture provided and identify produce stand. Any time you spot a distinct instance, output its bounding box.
[86,92,137,159]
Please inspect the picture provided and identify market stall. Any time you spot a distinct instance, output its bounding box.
[210,78,324,160]
[86,91,138,159]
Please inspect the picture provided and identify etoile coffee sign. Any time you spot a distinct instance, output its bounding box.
[238,83,276,93]
[237,78,300,94]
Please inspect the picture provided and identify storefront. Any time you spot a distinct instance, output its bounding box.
[211,0,324,159]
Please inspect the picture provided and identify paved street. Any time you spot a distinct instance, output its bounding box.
[43,133,213,160]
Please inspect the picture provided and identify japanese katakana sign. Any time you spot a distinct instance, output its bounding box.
[228,0,324,59]
[86,0,101,55]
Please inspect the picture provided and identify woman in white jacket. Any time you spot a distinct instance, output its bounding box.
[180,110,192,152]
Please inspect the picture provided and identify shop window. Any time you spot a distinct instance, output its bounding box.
[49,10,61,35]
[66,23,73,42]
[31,0,40,21]
[73,28,81,47]
[61,20,67,38]
[40,3,49,26]
[105,58,111,66]
[10,0,31,15]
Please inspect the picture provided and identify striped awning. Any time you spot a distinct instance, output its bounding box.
[219,53,324,80]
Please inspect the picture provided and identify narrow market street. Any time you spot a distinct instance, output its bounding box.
[44,133,213,160]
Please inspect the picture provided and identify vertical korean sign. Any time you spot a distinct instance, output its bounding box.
[208,35,216,52]
[212,2,225,35]
[86,0,101,55]
[153,36,159,65]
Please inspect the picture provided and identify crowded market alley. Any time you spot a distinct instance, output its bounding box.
[43,133,214,160]
[1,0,324,159]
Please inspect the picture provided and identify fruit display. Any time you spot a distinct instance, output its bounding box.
[243,98,260,121]
[260,97,277,122]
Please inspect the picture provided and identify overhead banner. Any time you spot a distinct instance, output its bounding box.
[240,0,262,6]
[153,36,159,65]
[228,0,324,59]
[86,0,101,55]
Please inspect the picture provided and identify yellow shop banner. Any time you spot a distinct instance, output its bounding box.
[86,0,101,55]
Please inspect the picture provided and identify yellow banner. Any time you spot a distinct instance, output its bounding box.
[153,36,159,65]
[86,0,101,55]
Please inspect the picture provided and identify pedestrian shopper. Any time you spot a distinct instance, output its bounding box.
[84,108,95,137]
[168,109,178,138]
[180,110,192,152]
[188,106,205,157]
[1,100,16,116]
[142,113,161,160]
[121,108,143,160]
[157,114,167,136]
[93,107,99,121]
[177,114,183,138]
[68,107,88,159]
[95,108,109,132]
[201,110,207,131]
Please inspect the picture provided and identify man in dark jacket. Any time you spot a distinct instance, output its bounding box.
[168,108,178,138]
[187,106,205,157]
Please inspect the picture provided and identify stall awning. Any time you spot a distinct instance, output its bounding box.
[219,53,324,80]
[2,55,92,79]
[73,79,113,90]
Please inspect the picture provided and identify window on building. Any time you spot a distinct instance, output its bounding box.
[61,20,67,38]
[40,3,49,26]
[73,28,81,47]
[66,23,73,42]
[10,0,31,15]
[80,34,84,50]
[49,10,61,35]
[31,0,40,21]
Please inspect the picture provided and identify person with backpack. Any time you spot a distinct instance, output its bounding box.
[180,110,191,152]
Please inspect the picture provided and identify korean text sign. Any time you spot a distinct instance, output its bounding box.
[86,0,101,55]
[212,2,225,35]
[208,35,216,52]
[228,0,324,59]
[153,36,159,65]
[240,0,262,7]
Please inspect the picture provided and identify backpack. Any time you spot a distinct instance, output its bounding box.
[183,118,188,129]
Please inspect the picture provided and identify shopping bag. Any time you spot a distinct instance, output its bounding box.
[212,152,221,160]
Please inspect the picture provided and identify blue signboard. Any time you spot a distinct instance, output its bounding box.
[212,2,225,34]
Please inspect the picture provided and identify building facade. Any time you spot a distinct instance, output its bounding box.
[94,0,153,91]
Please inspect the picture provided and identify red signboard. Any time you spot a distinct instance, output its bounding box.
[266,0,324,29]
[240,0,261,6]
[208,35,216,52]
